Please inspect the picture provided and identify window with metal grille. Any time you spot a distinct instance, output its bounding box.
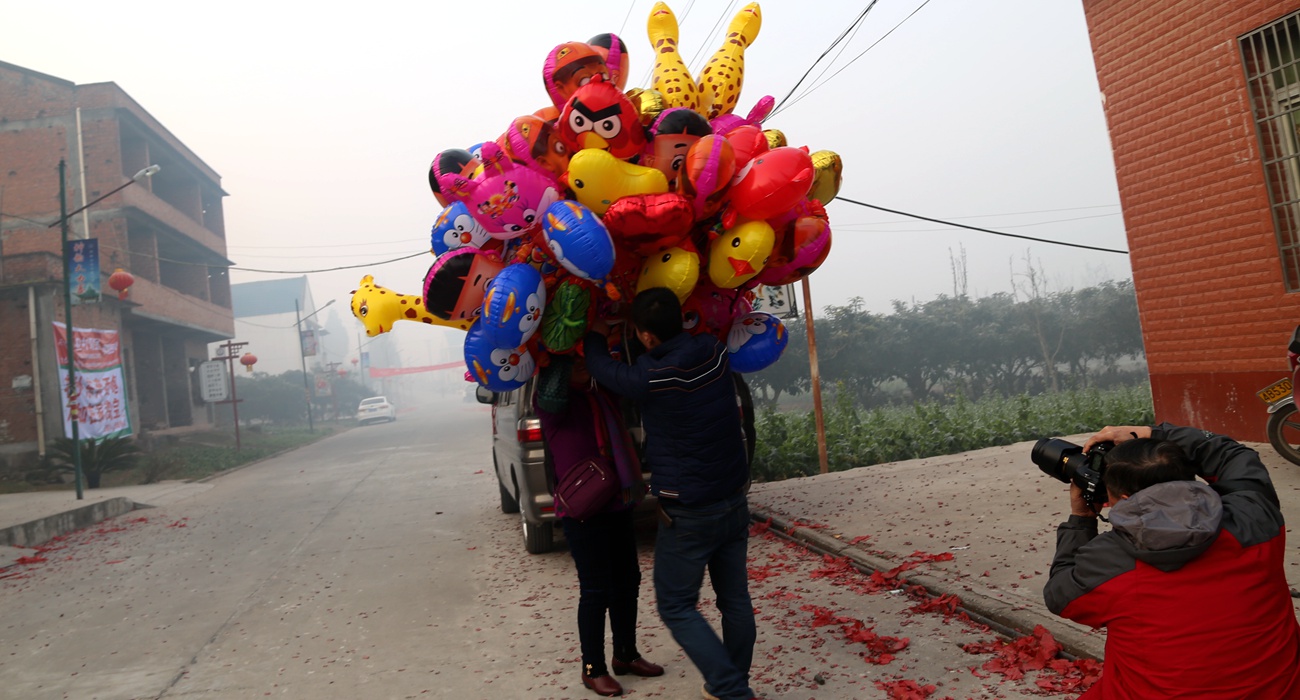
[1243,12,1300,291]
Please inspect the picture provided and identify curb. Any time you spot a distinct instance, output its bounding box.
[748,507,1105,661]
[0,496,138,549]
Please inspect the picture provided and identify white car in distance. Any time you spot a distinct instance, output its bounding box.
[357,396,396,425]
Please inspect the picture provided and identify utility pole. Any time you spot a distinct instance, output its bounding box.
[58,160,84,499]
[212,340,248,451]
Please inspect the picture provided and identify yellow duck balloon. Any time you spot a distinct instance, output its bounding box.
[646,2,703,111]
[565,149,669,216]
[708,219,775,288]
[697,3,763,119]
[350,275,473,336]
[637,244,700,303]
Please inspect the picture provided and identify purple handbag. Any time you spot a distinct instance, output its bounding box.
[554,458,618,521]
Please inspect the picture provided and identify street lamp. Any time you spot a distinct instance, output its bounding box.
[295,298,335,433]
[51,160,159,499]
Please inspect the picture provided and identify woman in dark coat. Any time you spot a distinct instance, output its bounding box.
[534,355,662,697]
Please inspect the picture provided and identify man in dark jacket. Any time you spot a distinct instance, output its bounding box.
[1045,423,1300,699]
[585,287,757,700]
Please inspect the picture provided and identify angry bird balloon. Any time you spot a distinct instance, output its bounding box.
[557,75,646,160]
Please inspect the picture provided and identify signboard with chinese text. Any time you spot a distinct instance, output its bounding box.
[300,329,318,357]
[752,284,798,320]
[52,322,132,439]
[198,361,229,402]
[65,238,102,305]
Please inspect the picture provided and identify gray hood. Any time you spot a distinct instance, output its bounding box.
[1107,481,1223,572]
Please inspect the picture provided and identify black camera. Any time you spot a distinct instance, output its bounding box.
[1031,438,1114,510]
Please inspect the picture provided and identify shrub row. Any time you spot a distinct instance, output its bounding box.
[751,383,1155,482]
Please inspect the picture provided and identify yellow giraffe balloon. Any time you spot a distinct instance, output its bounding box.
[646,2,702,111]
[350,275,473,337]
[697,3,762,119]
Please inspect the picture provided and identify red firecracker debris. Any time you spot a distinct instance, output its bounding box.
[875,679,943,700]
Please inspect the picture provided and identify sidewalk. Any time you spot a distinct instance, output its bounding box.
[747,434,1300,660]
[0,481,212,567]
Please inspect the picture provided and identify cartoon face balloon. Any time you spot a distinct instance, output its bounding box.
[501,115,571,179]
[456,142,563,240]
[642,108,713,189]
[543,41,613,111]
[727,312,787,373]
[481,263,546,349]
[423,247,507,322]
[588,33,630,90]
[558,76,646,160]
[464,322,536,392]
[431,201,493,256]
[542,200,616,282]
[428,148,481,207]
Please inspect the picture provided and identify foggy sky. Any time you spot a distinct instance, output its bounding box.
[5,0,1128,367]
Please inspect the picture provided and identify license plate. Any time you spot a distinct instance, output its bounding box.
[1257,377,1293,405]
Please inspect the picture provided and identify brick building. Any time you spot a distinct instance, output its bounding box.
[1083,2,1300,440]
[0,60,234,471]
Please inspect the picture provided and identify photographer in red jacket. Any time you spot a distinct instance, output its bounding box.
[1044,423,1300,699]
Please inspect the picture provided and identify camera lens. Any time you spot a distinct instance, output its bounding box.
[1032,438,1083,484]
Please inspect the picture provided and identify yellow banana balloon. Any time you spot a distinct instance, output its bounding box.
[696,3,762,119]
[808,150,844,204]
[647,2,702,111]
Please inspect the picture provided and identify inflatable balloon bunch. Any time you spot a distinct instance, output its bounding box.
[350,2,841,393]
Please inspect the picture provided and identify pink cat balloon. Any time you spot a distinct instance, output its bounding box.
[449,142,563,241]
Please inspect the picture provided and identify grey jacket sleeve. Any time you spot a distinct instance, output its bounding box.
[1152,423,1280,507]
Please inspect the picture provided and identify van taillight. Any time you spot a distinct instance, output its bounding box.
[518,421,542,443]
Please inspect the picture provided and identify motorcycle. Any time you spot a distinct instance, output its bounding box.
[1259,324,1300,466]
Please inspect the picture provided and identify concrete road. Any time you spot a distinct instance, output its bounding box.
[0,400,1048,699]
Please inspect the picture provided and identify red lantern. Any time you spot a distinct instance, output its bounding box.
[337,368,348,377]
[107,268,135,301]
[240,354,258,373]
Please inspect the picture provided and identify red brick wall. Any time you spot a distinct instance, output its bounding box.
[1084,1,1300,440]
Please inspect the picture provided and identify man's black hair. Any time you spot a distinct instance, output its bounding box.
[631,287,683,343]
[1103,438,1197,498]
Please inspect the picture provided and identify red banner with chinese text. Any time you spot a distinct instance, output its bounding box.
[52,322,133,440]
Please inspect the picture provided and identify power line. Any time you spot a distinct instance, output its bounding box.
[771,2,880,115]
[687,0,738,76]
[617,0,638,38]
[833,196,1129,254]
[834,212,1121,231]
[231,251,429,274]
[772,0,934,118]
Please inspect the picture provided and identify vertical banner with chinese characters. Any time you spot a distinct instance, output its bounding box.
[65,238,102,305]
[300,329,318,357]
[52,322,132,439]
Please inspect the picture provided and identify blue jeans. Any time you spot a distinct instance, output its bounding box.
[655,493,755,700]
